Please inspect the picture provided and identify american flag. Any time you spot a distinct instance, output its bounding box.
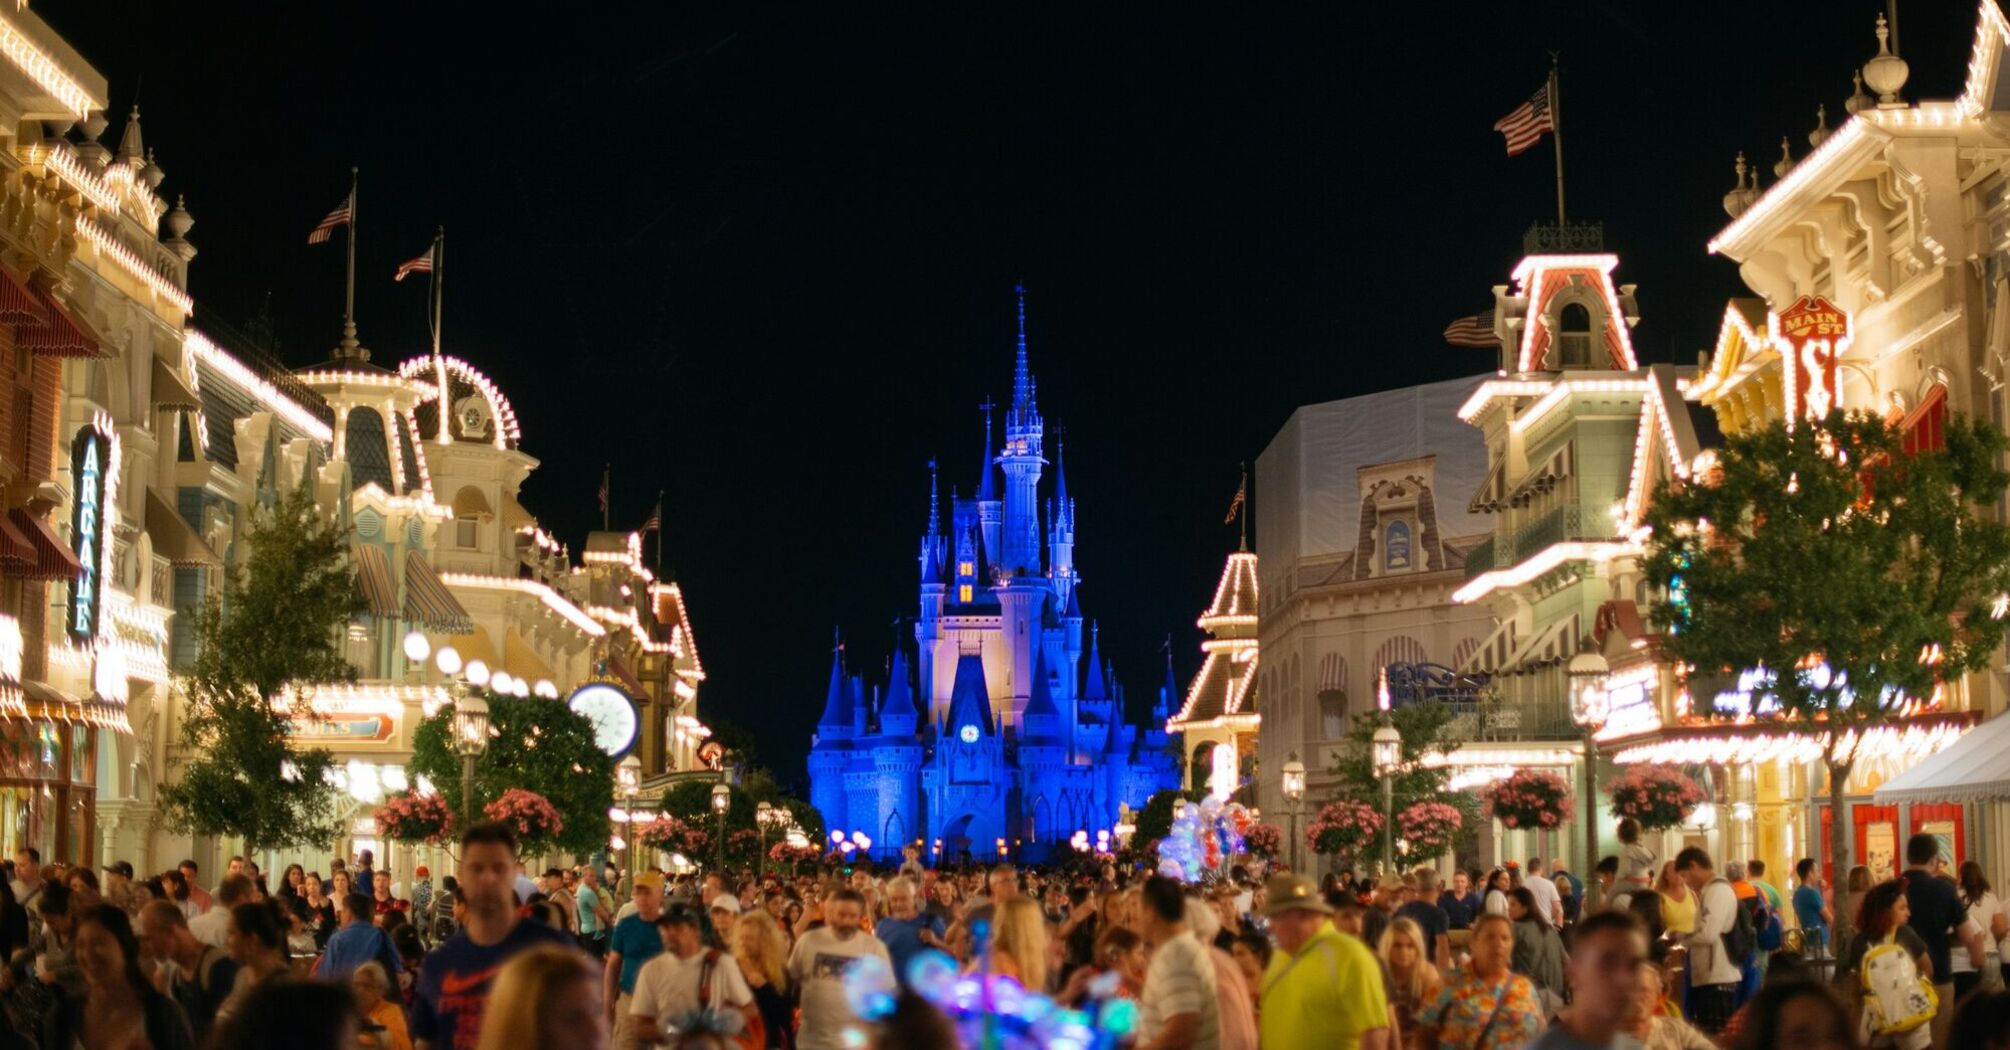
[641,494,662,532]
[306,195,352,245]
[597,465,610,517]
[394,246,434,282]
[1493,83,1555,157]
[1222,476,1246,525]
[1444,309,1499,348]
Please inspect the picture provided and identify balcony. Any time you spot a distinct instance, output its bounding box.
[1437,693,1578,742]
[1465,502,1606,581]
[1463,536,1496,579]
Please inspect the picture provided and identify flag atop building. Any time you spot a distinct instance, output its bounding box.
[1493,82,1555,157]
[394,245,434,282]
[307,194,352,245]
[1444,309,1499,348]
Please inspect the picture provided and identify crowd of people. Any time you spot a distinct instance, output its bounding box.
[0,821,2008,1049]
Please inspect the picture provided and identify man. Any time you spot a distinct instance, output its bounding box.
[1900,831,1986,1049]
[543,868,579,934]
[512,862,538,908]
[411,821,576,1050]
[710,893,741,947]
[177,859,211,914]
[321,890,404,981]
[138,899,237,1040]
[788,888,892,1050]
[1396,869,1453,968]
[700,872,727,909]
[410,865,435,926]
[924,879,958,926]
[1726,861,1767,980]
[1259,872,1391,1050]
[1439,869,1481,931]
[633,901,757,1044]
[1527,911,1646,1050]
[964,864,1019,929]
[1553,859,1584,919]
[1523,857,1563,927]
[875,877,946,984]
[353,849,377,898]
[226,856,245,879]
[1134,876,1219,1050]
[1596,856,1627,912]
[188,874,252,949]
[11,847,42,915]
[1361,874,1405,952]
[101,860,146,918]
[1674,847,1740,1035]
[578,865,611,957]
[606,871,667,1050]
[1746,860,1784,917]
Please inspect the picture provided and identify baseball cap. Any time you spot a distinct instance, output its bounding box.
[634,871,665,892]
[102,861,133,879]
[658,902,703,927]
[710,895,742,915]
[1261,873,1335,917]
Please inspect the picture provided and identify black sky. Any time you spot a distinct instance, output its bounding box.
[34,1,1984,783]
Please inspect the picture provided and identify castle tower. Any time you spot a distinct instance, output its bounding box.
[1048,439,1077,605]
[872,648,924,855]
[807,645,854,837]
[918,462,947,707]
[1018,648,1067,847]
[998,284,1046,575]
[976,403,1002,563]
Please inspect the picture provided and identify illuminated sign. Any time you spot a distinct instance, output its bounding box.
[286,713,397,743]
[1775,295,1850,424]
[66,427,109,643]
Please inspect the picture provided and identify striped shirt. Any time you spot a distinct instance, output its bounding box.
[1141,929,1220,1050]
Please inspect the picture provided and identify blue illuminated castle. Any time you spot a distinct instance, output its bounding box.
[808,286,1181,865]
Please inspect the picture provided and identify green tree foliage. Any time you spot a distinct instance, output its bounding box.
[410,693,615,856]
[1329,700,1476,824]
[658,767,822,849]
[1643,410,2010,883]
[1133,788,1193,846]
[158,484,359,855]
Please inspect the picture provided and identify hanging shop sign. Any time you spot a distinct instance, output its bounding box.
[67,427,110,643]
[1774,296,1850,423]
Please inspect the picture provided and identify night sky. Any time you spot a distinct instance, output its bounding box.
[37,1,1984,784]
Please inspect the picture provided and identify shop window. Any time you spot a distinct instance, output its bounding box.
[456,518,479,549]
[1319,689,1348,740]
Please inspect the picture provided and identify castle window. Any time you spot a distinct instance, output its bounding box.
[958,561,974,577]
[1384,521,1412,572]
[1558,303,1593,368]
[958,584,973,603]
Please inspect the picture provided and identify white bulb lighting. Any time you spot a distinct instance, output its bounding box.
[402,631,431,662]
[464,660,490,687]
[434,646,463,676]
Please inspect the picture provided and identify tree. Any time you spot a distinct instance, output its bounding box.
[1642,410,2010,886]
[1133,788,1193,846]
[1328,701,1477,826]
[158,483,358,856]
[658,766,822,852]
[409,692,615,857]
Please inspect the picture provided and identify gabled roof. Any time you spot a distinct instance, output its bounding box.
[944,652,993,736]
[881,648,918,728]
[1021,649,1063,745]
[1081,623,1108,701]
[816,649,851,732]
[1198,551,1259,631]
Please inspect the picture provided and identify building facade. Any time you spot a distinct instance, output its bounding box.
[808,288,1180,865]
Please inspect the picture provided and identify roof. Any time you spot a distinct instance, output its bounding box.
[882,648,918,727]
[1199,551,1259,631]
[816,650,851,731]
[1021,649,1062,744]
[943,653,993,736]
[1874,710,2010,804]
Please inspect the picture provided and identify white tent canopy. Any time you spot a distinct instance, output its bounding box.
[1873,712,2010,805]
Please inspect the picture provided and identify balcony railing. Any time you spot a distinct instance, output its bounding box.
[1467,502,1606,581]
[1463,536,1496,579]
[1437,694,1578,742]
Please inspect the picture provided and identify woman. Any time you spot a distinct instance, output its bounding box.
[276,865,305,909]
[217,902,292,1024]
[371,878,408,925]
[731,911,791,1049]
[942,920,974,969]
[1507,888,1567,1003]
[1793,860,1833,959]
[1628,962,1714,1050]
[1955,862,2006,1002]
[1185,898,1257,1050]
[300,872,337,949]
[1728,981,1856,1050]
[988,897,1049,992]
[42,903,195,1050]
[329,870,355,908]
[207,981,358,1050]
[64,869,102,913]
[1057,925,1146,1006]
[1834,879,1930,1050]
[1483,869,1512,918]
[1953,989,2010,1050]
[1836,865,1871,964]
[160,870,198,922]
[1228,929,1270,1019]
[1618,818,1657,898]
[475,945,606,1050]
[351,961,411,1050]
[1414,913,1544,1050]
[1657,861,1697,937]
[1379,916,1445,1034]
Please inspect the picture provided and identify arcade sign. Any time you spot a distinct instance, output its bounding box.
[67,427,110,643]
[1774,295,1851,425]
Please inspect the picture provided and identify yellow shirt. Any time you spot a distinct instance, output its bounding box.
[1260,922,1390,1050]
[1659,889,1697,935]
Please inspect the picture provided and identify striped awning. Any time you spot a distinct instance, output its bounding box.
[144,489,218,567]
[1500,613,1581,677]
[353,544,397,619]
[404,551,473,633]
[1468,459,1510,514]
[150,357,200,409]
[608,655,647,697]
[18,288,101,357]
[1459,617,1518,675]
[1507,441,1575,507]
[0,269,45,327]
[0,512,35,568]
[20,680,126,734]
[6,509,81,582]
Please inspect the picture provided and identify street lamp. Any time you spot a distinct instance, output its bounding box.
[1567,637,1612,909]
[617,755,642,888]
[756,801,789,879]
[452,691,490,825]
[1281,753,1307,873]
[710,782,731,872]
[1372,722,1400,873]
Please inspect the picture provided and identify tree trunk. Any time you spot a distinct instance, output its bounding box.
[1827,757,1851,928]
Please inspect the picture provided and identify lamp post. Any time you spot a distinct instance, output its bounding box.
[1567,638,1611,910]
[710,782,731,873]
[1372,723,1400,873]
[1281,753,1307,873]
[451,689,490,826]
[756,801,789,880]
[617,755,642,887]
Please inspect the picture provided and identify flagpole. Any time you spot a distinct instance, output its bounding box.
[1548,56,1566,225]
[602,465,611,531]
[345,167,358,330]
[432,227,450,444]
[655,490,665,576]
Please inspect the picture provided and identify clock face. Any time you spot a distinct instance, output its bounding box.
[567,684,638,756]
[959,724,979,744]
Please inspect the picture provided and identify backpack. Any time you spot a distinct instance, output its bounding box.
[1714,879,1756,966]
[1755,896,1784,953]
[1860,936,1938,1035]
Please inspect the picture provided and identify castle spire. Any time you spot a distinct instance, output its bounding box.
[1012,281,1034,419]
[1082,621,1108,701]
[978,398,998,502]
[1054,432,1070,520]
[816,631,852,731]
[927,458,941,539]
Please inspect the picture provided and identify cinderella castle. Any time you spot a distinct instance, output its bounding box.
[809,286,1181,865]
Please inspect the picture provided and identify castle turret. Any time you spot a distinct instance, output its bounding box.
[808,644,854,838]
[1048,438,1076,604]
[918,462,948,709]
[998,283,1046,575]
[872,648,924,860]
[976,403,1002,562]
[880,648,919,739]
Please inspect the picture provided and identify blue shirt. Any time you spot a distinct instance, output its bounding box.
[411,917,576,1049]
[609,913,663,993]
[319,920,401,981]
[1794,885,1828,930]
[1439,891,1482,929]
[354,869,375,898]
[875,913,945,982]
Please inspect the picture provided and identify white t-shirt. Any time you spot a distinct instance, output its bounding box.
[1484,889,1509,916]
[1139,929,1220,1050]
[188,907,232,950]
[1523,875,1563,924]
[787,927,892,1050]
[631,949,753,1029]
[1956,892,2002,974]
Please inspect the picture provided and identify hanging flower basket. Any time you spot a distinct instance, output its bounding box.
[636,815,710,856]
[1305,800,1384,861]
[1481,770,1573,830]
[483,788,564,855]
[1241,822,1284,860]
[1606,763,1706,832]
[768,841,823,867]
[374,791,455,846]
[1397,801,1464,862]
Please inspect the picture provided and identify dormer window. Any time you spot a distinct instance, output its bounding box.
[1384,521,1412,572]
[1558,303,1593,368]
